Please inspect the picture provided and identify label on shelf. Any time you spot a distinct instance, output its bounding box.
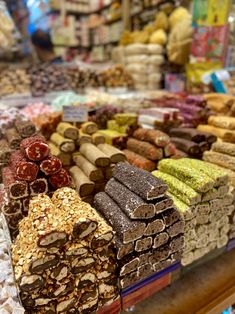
[63,106,88,122]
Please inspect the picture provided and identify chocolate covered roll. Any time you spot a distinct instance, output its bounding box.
[5,128,21,149]
[113,162,167,201]
[155,195,174,214]
[170,137,200,156]
[162,207,182,227]
[167,220,184,238]
[135,237,152,252]
[115,236,134,260]
[15,119,37,138]
[2,167,28,199]
[153,232,169,249]
[149,244,171,264]
[144,217,165,236]
[169,128,205,143]
[105,178,155,219]
[29,178,48,196]
[94,192,145,243]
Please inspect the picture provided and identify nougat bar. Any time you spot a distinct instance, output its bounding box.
[177,158,228,187]
[153,171,201,206]
[115,237,134,260]
[144,217,165,236]
[153,232,169,249]
[105,178,155,219]
[113,162,167,200]
[212,141,235,157]
[94,192,145,244]
[135,237,152,252]
[158,159,214,193]
[203,151,235,172]
[161,207,182,227]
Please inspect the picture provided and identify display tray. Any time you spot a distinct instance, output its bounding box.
[121,262,181,310]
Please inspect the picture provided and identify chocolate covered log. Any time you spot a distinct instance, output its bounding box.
[203,151,235,172]
[92,133,105,145]
[2,167,28,199]
[170,137,200,156]
[40,155,62,175]
[5,128,21,149]
[212,141,235,157]
[127,138,163,161]
[49,168,70,189]
[153,232,169,249]
[133,128,170,147]
[199,141,209,153]
[113,162,167,200]
[119,271,139,289]
[169,128,205,143]
[94,192,145,243]
[135,237,152,252]
[153,171,201,206]
[149,244,171,264]
[0,139,12,163]
[119,255,140,276]
[50,132,76,153]
[80,143,110,167]
[123,149,155,172]
[70,166,95,197]
[201,131,217,144]
[167,220,184,238]
[49,142,72,166]
[73,154,104,182]
[176,158,228,187]
[97,143,126,163]
[10,151,39,181]
[144,217,165,236]
[170,235,184,253]
[56,122,79,140]
[162,207,182,227]
[21,135,50,161]
[29,178,48,196]
[81,122,98,135]
[105,178,155,219]
[155,195,174,214]
[15,119,36,138]
[115,236,134,259]
[158,159,214,193]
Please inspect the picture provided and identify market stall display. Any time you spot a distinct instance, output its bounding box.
[153,158,233,265]
[12,187,118,313]
[94,162,184,289]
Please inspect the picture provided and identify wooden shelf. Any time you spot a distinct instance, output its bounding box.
[131,249,235,314]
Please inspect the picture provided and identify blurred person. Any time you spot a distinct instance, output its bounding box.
[31,29,62,64]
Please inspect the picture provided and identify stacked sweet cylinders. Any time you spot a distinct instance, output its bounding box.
[123,128,177,171]
[153,158,234,265]
[94,163,184,289]
[12,188,118,313]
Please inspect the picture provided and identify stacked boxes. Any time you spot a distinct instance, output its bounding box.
[94,162,184,289]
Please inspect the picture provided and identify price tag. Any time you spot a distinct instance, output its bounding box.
[63,106,88,122]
